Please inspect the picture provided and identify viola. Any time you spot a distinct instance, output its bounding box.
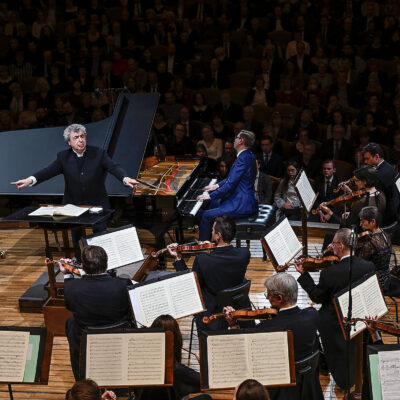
[202,308,278,324]
[277,255,340,272]
[346,318,400,337]
[152,241,216,257]
[312,189,366,215]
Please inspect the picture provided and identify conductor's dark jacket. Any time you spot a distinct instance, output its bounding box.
[298,256,374,389]
[33,145,128,208]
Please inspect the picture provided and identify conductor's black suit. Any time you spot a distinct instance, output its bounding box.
[33,145,128,209]
[173,245,250,332]
[297,256,374,389]
[64,274,132,380]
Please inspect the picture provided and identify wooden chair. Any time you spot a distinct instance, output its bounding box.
[229,87,247,106]
[273,105,301,124]
[252,104,273,124]
[200,88,221,106]
[269,175,281,194]
[229,71,254,89]
[334,160,354,180]
[236,57,260,74]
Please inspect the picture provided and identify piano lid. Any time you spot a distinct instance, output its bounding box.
[0,93,159,196]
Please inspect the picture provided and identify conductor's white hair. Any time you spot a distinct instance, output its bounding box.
[63,124,87,143]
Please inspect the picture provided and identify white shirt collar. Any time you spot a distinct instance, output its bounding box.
[279,304,297,311]
[340,254,350,261]
[377,159,384,168]
[237,148,247,157]
[72,148,86,158]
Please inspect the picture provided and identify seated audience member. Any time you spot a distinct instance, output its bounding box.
[388,131,400,172]
[312,160,342,222]
[290,109,318,141]
[257,135,283,178]
[216,156,231,181]
[196,143,217,173]
[298,141,321,180]
[214,91,243,123]
[243,105,264,138]
[59,246,132,380]
[357,111,381,143]
[319,166,386,229]
[356,206,400,295]
[274,161,301,220]
[197,125,223,160]
[66,379,116,400]
[211,112,234,140]
[177,106,200,141]
[270,111,290,143]
[167,215,251,334]
[326,109,351,141]
[135,315,200,400]
[255,160,273,204]
[296,228,375,390]
[245,75,276,107]
[353,127,372,168]
[167,123,195,156]
[235,379,270,400]
[160,90,183,124]
[190,91,213,123]
[322,124,353,162]
[222,137,237,168]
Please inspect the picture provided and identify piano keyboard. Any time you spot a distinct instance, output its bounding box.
[178,178,217,217]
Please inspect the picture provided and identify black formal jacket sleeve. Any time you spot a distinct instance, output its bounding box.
[33,145,128,208]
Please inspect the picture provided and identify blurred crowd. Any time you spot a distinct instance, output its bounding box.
[1,0,400,175]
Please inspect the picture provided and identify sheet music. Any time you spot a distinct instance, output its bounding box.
[264,218,302,266]
[337,274,388,338]
[378,350,400,400]
[295,170,317,212]
[126,332,165,385]
[206,332,291,389]
[86,226,144,269]
[29,204,87,217]
[0,331,29,382]
[86,332,165,386]
[129,272,204,327]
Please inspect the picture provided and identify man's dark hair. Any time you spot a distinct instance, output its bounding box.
[261,135,274,143]
[359,206,379,223]
[354,165,378,188]
[361,142,384,158]
[322,159,336,168]
[81,246,108,274]
[214,215,236,243]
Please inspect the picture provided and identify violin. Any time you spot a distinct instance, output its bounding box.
[357,230,372,243]
[277,255,340,272]
[203,308,278,324]
[333,177,357,193]
[152,241,216,257]
[312,189,366,215]
[57,259,83,276]
[345,318,400,337]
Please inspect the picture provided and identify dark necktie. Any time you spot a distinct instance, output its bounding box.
[326,180,332,199]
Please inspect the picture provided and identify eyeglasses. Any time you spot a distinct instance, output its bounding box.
[331,241,341,245]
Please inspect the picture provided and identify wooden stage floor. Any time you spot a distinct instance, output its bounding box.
[0,226,399,399]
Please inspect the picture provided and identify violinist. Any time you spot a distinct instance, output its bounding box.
[224,273,323,400]
[318,166,386,229]
[167,215,251,334]
[296,228,375,390]
[356,206,400,296]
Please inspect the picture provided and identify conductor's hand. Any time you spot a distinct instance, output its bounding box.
[167,243,182,260]
[197,193,210,201]
[124,177,139,190]
[294,258,305,274]
[101,391,116,400]
[203,184,218,192]
[11,178,32,190]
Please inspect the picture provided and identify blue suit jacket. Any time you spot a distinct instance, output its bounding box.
[210,149,258,216]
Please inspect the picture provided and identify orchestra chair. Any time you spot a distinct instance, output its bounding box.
[187,279,251,366]
[235,204,277,261]
[294,350,323,400]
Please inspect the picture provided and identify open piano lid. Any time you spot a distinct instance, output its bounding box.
[0,93,159,196]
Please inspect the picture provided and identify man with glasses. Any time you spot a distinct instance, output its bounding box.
[295,228,374,390]
[197,130,258,240]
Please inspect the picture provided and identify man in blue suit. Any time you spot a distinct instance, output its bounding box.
[197,129,258,241]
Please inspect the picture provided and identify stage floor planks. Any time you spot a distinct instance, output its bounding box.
[0,226,399,400]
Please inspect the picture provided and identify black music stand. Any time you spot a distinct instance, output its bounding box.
[2,206,113,258]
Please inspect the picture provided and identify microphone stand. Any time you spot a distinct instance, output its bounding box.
[346,226,357,398]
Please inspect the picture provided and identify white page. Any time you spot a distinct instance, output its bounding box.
[295,170,317,212]
[86,226,144,270]
[378,350,400,400]
[396,177,400,195]
[29,204,87,217]
[29,206,58,216]
[264,218,302,266]
[0,331,30,382]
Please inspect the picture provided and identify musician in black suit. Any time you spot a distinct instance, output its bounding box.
[167,215,251,334]
[59,245,133,380]
[296,228,375,390]
[362,143,399,225]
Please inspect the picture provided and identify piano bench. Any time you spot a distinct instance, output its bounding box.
[235,204,277,261]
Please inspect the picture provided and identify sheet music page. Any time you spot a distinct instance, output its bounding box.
[130,283,172,327]
[337,288,366,336]
[264,218,302,266]
[378,350,400,400]
[295,171,316,212]
[54,204,88,217]
[248,332,290,385]
[86,333,126,386]
[207,334,250,389]
[0,331,29,382]
[28,206,58,216]
[126,332,165,385]
[86,226,144,269]
[359,275,388,317]
[168,273,204,317]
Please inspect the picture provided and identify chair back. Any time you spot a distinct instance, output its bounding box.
[216,279,251,310]
[383,221,398,238]
[294,350,323,400]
